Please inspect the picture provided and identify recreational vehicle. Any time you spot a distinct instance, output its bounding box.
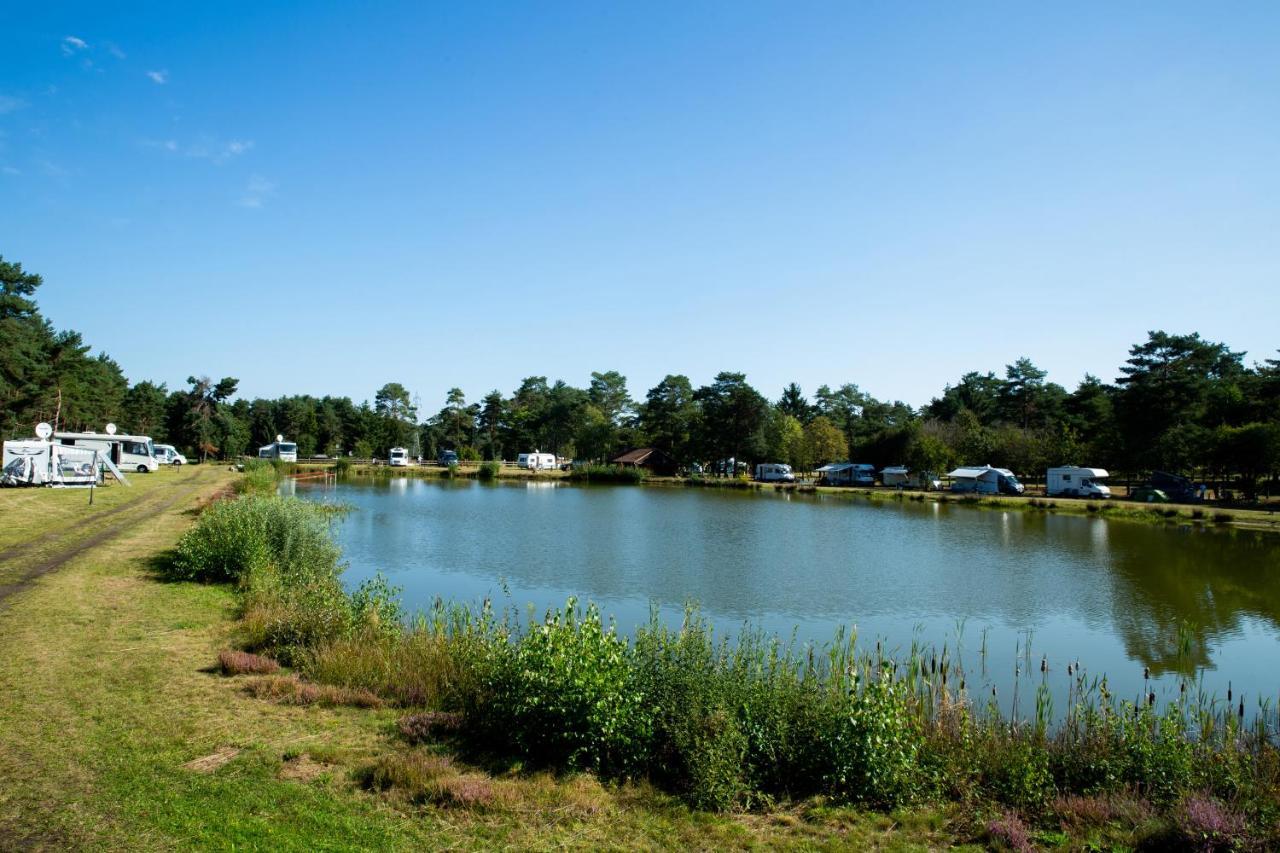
[54,429,158,473]
[153,444,187,466]
[948,465,1024,495]
[517,451,557,470]
[755,463,795,483]
[816,462,876,486]
[1046,466,1111,498]
[881,466,941,490]
[389,447,410,467]
[258,436,298,462]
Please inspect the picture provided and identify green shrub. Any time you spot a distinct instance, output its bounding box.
[824,671,921,808]
[334,457,353,475]
[170,495,342,584]
[477,461,500,480]
[477,599,651,775]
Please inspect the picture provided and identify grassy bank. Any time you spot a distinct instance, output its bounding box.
[158,473,1280,849]
[0,464,979,849]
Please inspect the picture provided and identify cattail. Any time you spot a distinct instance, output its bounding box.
[992,686,998,697]
[1180,681,1186,695]
[931,656,936,675]
[1228,682,1233,703]
[960,678,966,691]
[1041,657,1047,674]
[1143,666,1149,681]
[1148,691,1155,706]
[1067,663,1073,677]
[1239,697,1245,720]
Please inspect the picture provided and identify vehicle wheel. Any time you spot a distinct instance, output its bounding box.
[173,460,183,466]
[137,465,149,474]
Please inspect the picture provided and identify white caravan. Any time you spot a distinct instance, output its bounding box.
[4,423,130,487]
[388,447,410,467]
[54,428,158,473]
[1046,467,1111,498]
[258,435,298,462]
[517,451,557,470]
[755,463,795,482]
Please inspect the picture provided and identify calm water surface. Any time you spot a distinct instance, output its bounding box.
[289,477,1280,714]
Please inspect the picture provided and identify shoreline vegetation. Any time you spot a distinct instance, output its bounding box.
[156,461,1280,847]
[306,460,1280,535]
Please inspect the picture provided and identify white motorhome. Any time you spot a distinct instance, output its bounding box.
[54,429,158,473]
[258,436,298,462]
[755,463,795,482]
[517,451,557,470]
[1046,467,1111,498]
[388,447,409,467]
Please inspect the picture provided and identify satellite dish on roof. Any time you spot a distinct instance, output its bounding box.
[35,422,52,440]
[276,434,284,443]
[105,423,118,435]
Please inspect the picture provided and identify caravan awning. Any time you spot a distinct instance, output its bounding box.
[948,467,991,479]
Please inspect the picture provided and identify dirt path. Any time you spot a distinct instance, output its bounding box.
[0,470,215,608]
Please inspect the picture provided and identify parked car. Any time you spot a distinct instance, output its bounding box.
[438,450,459,466]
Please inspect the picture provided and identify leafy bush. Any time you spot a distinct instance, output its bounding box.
[476,600,651,775]
[477,461,500,480]
[170,495,342,584]
[236,459,280,495]
[825,671,921,808]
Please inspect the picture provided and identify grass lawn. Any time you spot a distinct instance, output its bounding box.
[0,468,980,850]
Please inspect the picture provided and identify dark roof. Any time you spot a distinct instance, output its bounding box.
[612,447,663,465]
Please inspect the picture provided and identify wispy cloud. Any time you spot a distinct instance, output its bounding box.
[61,36,89,56]
[144,136,254,164]
[239,174,277,208]
[2,165,20,176]
[0,95,26,115]
[106,43,127,60]
[146,69,169,85]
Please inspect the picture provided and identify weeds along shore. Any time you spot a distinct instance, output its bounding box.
[184,463,1280,847]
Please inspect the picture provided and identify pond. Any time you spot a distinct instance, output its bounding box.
[287,476,1280,716]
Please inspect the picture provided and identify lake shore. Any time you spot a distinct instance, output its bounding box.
[303,461,1280,535]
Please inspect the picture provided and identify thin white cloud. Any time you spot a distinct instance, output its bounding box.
[2,165,20,176]
[146,69,169,85]
[61,36,88,56]
[144,136,254,164]
[106,43,127,60]
[0,95,26,115]
[239,174,277,208]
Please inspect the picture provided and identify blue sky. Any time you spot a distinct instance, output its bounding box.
[2,3,1277,410]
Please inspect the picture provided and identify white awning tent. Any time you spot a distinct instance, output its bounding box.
[1,439,128,488]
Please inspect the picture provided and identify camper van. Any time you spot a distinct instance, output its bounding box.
[258,437,298,462]
[54,430,158,473]
[517,451,556,470]
[881,466,942,490]
[389,447,409,467]
[755,463,795,483]
[1046,467,1111,498]
[948,465,1024,495]
[153,444,187,466]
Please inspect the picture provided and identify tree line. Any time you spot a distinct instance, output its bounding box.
[3,255,1278,494]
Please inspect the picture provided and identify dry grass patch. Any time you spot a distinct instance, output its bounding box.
[217,649,280,675]
[397,711,464,743]
[279,753,333,783]
[182,746,241,774]
[360,750,516,812]
[244,674,382,708]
